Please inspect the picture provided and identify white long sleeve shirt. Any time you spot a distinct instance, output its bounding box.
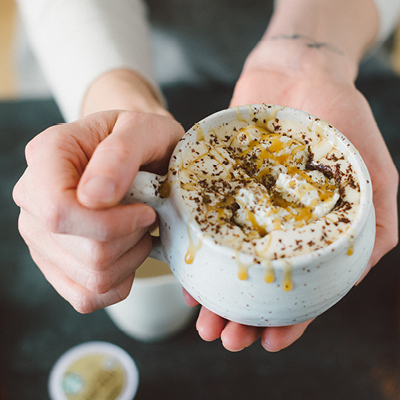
[16,0,400,122]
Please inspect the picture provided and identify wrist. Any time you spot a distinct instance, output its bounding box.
[247,0,379,83]
[81,69,170,118]
[269,0,378,61]
[242,38,359,85]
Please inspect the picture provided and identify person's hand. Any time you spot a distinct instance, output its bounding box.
[231,41,399,277]
[13,110,185,313]
[188,39,398,352]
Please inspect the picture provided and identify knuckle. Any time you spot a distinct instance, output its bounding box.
[42,197,89,237]
[97,137,132,167]
[24,137,37,163]
[85,269,114,295]
[85,241,115,271]
[94,227,116,243]
[25,125,66,168]
[71,295,97,314]
[24,129,50,163]
[114,285,131,303]
[42,201,64,234]
[12,179,25,208]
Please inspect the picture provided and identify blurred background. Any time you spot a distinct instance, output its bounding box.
[0,0,16,100]
[1,1,400,399]
[2,0,400,100]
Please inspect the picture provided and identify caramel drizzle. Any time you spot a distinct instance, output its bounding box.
[235,251,253,280]
[281,259,293,292]
[183,126,337,231]
[184,219,203,264]
[180,121,340,291]
[232,127,338,228]
[236,254,276,285]
[264,259,275,283]
[345,226,356,256]
[159,178,171,198]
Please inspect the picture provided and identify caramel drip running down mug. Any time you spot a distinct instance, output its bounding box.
[123,104,375,327]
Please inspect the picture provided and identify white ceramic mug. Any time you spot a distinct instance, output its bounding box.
[122,104,375,327]
[105,257,197,341]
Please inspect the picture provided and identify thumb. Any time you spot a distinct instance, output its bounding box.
[77,111,185,208]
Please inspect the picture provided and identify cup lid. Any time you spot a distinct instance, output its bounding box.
[48,341,139,400]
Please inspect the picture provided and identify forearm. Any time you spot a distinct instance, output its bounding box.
[16,0,160,122]
[244,0,379,83]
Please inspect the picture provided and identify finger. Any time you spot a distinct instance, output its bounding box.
[19,112,181,238]
[15,169,157,241]
[65,234,152,295]
[196,307,228,342]
[16,114,155,239]
[29,248,135,313]
[13,168,45,223]
[197,308,267,352]
[23,112,119,217]
[261,319,314,352]
[61,233,152,294]
[182,289,200,307]
[34,189,155,241]
[19,209,152,294]
[356,224,397,285]
[370,167,399,261]
[48,190,156,240]
[58,229,150,272]
[77,112,185,208]
[356,163,399,285]
[16,172,156,243]
[220,322,262,352]
[20,125,157,240]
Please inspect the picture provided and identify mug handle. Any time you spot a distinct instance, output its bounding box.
[122,171,168,264]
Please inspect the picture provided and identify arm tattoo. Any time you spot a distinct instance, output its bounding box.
[270,34,344,55]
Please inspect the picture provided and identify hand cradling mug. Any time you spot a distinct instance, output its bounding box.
[123,104,375,327]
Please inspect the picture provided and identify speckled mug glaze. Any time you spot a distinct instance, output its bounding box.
[124,104,375,327]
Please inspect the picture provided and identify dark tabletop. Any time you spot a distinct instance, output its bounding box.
[0,70,400,399]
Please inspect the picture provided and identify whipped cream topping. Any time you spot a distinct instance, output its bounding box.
[179,117,360,260]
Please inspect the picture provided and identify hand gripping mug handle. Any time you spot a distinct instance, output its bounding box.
[121,171,168,263]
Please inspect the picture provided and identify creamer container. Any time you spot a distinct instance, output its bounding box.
[48,342,139,400]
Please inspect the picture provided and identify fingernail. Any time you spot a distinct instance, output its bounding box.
[261,339,271,351]
[262,341,280,352]
[82,176,116,203]
[137,207,156,228]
